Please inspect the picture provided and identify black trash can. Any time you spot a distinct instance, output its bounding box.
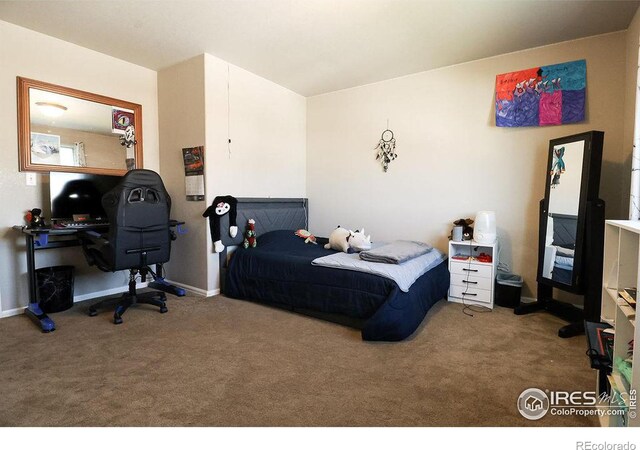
[495,271,523,308]
[36,265,75,313]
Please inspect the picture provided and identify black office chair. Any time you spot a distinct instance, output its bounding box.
[80,169,175,324]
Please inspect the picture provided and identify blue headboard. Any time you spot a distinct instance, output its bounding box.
[219,198,308,247]
[550,213,577,249]
[217,198,308,290]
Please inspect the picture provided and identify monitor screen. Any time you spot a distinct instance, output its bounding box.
[50,172,122,221]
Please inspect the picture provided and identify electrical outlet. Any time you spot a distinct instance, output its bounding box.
[26,172,36,186]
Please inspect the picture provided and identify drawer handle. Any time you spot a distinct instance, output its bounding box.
[462,292,477,296]
[462,268,478,272]
[462,280,478,284]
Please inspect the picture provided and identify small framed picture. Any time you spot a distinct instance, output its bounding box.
[112,107,135,135]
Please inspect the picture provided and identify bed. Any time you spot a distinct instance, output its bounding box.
[216,198,449,341]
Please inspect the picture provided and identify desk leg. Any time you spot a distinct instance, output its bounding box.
[148,263,186,297]
[24,234,55,333]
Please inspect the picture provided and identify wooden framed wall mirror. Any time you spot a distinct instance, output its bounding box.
[17,77,143,175]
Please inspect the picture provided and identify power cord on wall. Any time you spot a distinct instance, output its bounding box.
[461,238,492,317]
[227,64,232,159]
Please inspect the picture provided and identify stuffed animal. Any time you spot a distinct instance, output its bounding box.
[324,226,371,253]
[453,218,474,241]
[348,229,372,252]
[243,219,257,249]
[295,229,317,244]
[25,208,46,228]
[202,195,238,252]
[324,226,351,252]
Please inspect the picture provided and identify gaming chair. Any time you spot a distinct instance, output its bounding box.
[80,169,174,324]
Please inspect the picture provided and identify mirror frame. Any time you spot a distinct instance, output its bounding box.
[537,130,603,293]
[17,77,143,175]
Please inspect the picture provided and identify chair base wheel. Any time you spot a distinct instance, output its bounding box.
[89,309,98,317]
[114,316,123,325]
[160,305,168,314]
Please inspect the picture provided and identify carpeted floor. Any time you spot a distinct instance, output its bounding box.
[0,295,598,427]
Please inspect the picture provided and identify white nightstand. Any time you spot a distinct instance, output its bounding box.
[448,240,498,309]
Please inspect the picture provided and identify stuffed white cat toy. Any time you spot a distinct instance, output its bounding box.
[349,229,372,252]
[324,226,371,253]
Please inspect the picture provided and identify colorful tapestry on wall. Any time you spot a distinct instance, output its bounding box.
[495,59,586,127]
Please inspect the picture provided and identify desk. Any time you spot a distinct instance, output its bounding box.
[13,224,186,333]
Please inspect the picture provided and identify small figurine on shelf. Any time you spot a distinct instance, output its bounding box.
[25,208,46,228]
[243,219,257,249]
[452,218,474,241]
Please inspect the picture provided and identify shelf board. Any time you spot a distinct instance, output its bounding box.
[449,240,497,248]
[605,287,618,302]
[602,316,616,327]
[449,257,493,266]
[616,298,636,325]
[606,220,640,234]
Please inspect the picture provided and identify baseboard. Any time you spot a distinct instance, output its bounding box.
[0,282,149,319]
[72,282,148,302]
[164,279,219,297]
[0,307,27,319]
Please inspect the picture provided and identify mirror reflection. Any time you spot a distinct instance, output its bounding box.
[542,140,585,285]
[29,88,133,170]
[18,77,143,175]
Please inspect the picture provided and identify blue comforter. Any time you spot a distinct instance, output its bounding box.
[225,230,449,341]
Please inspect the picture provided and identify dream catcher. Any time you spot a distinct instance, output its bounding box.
[549,145,566,188]
[375,128,397,172]
[120,125,137,171]
[120,125,137,149]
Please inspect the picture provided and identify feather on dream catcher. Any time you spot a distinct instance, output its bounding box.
[550,145,566,188]
[375,128,397,172]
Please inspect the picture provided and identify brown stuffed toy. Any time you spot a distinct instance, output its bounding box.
[453,218,474,241]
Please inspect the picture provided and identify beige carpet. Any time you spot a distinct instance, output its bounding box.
[0,295,598,426]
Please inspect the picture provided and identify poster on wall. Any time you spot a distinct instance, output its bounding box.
[30,132,61,165]
[183,146,205,201]
[495,59,586,127]
[111,107,135,134]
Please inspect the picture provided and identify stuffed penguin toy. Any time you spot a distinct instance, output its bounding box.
[203,195,238,252]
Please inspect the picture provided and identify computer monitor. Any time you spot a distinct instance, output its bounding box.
[50,172,122,222]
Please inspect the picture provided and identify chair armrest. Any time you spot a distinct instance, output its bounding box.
[169,219,186,240]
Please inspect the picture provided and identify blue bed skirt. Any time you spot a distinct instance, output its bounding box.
[224,230,449,341]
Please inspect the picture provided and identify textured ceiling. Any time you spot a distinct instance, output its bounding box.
[0,0,638,96]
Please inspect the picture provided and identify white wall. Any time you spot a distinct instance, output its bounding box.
[0,20,159,313]
[307,32,627,297]
[624,7,640,218]
[158,55,209,294]
[204,54,307,291]
[158,53,306,293]
[203,54,306,197]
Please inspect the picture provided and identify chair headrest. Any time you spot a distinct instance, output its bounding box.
[119,169,167,191]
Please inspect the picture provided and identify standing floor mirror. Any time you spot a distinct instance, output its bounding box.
[515,131,605,338]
